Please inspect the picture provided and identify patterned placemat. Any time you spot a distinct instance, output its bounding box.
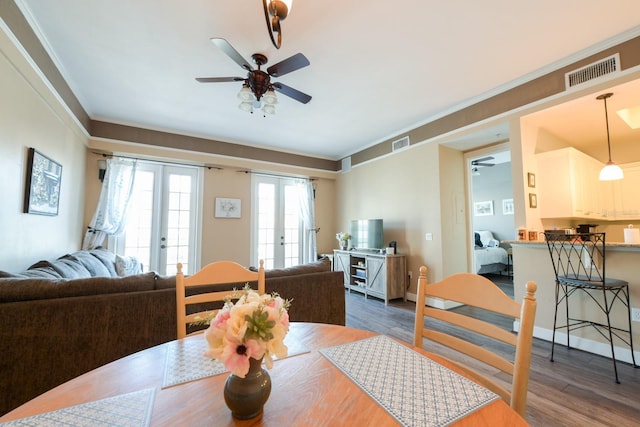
[0,388,155,427]
[163,338,226,388]
[163,337,309,388]
[320,335,499,427]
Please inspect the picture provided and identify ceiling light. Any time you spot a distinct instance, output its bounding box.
[597,93,624,181]
[237,84,254,102]
[263,0,293,49]
[617,105,640,129]
[263,88,278,105]
[238,101,254,113]
[263,104,276,115]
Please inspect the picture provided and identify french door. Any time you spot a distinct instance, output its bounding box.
[115,162,201,275]
[252,175,303,269]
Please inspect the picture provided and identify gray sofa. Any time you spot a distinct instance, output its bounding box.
[0,251,344,416]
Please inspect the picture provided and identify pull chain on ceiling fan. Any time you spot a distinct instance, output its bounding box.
[196,38,311,115]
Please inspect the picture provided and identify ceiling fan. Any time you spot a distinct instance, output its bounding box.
[471,156,495,167]
[196,38,311,114]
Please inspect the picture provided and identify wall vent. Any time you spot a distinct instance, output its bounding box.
[341,156,351,173]
[565,54,620,89]
[392,136,410,152]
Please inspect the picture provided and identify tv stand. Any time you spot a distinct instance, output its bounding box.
[333,249,406,305]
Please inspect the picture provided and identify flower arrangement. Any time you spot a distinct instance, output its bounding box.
[202,287,291,378]
[336,232,350,246]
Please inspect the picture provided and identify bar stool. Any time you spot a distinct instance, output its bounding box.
[544,232,637,383]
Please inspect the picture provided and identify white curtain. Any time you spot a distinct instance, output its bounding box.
[82,157,137,250]
[297,179,317,263]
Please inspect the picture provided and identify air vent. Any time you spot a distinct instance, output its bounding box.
[565,54,620,89]
[341,156,351,173]
[392,136,410,152]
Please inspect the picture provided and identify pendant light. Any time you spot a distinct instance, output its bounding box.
[597,92,624,181]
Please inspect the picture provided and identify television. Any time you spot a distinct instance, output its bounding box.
[350,219,384,250]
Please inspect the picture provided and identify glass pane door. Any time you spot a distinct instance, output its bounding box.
[253,175,302,269]
[116,162,200,275]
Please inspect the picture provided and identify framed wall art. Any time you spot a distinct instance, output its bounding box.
[215,197,241,218]
[23,147,62,216]
[529,193,537,208]
[502,199,514,215]
[527,172,536,188]
[473,200,494,216]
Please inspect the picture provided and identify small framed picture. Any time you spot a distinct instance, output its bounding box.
[474,200,494,216]
[215,197,241,218]
[502,199,514,215]
[527,172,536,188]
[24,148,62,216]
[528,231,538,241]
[529,193,537,208]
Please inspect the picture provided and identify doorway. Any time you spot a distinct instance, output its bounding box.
[466,145,514,279]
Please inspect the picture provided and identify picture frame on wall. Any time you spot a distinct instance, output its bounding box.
[502,199,514,215]
[23,147,62,216]
[528,172,536,188]
[473,200,494,216]
[529,193,537,208]
[215,197,241,218]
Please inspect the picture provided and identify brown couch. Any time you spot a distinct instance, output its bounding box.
[0,253,344,416]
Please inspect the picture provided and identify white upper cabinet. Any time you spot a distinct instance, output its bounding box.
[537,148,640,221]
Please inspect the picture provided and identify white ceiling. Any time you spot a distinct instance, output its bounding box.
[15,0,640,160]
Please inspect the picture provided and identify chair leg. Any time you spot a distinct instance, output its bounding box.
[551,281,560,362]
[601,287,620,383]
[623,287,638,369]
[564,283,571,350]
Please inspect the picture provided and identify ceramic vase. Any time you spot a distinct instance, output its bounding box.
[223,357,271,420]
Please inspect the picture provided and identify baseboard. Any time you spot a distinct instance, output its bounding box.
[514,320,638,365]
[405,292,463,310]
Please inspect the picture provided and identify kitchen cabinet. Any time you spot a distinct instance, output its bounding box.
[611,162,640,219]
[537,147,609,220]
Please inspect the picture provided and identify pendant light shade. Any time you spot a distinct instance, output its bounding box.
[597,93,623,181]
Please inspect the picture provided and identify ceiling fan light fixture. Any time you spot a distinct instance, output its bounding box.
[237,84,254,102]
[262,103,276,115]
[263,88,278,105]
[238,101,254,113]
[263,0,293,49]
[597,93,624,181]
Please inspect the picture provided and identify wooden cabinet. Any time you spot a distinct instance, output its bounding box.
[537,148,610,220]
[333,250,406,305]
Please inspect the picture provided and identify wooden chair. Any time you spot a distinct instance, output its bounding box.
[413,266,537,417]
[176,260,265,339]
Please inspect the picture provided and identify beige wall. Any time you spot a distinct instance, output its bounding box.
[336,139,470,296]
[0,26,87,272]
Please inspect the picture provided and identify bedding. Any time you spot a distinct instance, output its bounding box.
[473,230,508,274]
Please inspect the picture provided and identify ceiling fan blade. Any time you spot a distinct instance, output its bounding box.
[210,38,253,71]
[195,77,245,83]
[272,82,312,104]
[473,156,495,163]
[267,53,310,77]
[474,162,495,167]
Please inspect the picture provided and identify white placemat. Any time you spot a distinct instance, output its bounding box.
[320,335,499,427]
[0,388,155,427]
[162,338,226,388]
[162,337,309,388]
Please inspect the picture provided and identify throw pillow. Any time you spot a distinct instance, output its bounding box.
[115,255,143,276]
[474,232,483,248]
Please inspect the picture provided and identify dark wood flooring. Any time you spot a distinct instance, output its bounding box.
[345,274,640,427]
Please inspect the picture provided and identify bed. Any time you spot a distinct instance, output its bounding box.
[473,230,509,274]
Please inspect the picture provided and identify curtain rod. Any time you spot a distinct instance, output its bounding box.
[237,170,318,181]
[92,151,223,170]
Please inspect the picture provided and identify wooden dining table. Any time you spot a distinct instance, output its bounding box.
[0,323,528,426]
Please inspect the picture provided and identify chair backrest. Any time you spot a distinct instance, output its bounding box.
[544,232,606,284]
[175,260,265,339]
[413,266,537,417]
